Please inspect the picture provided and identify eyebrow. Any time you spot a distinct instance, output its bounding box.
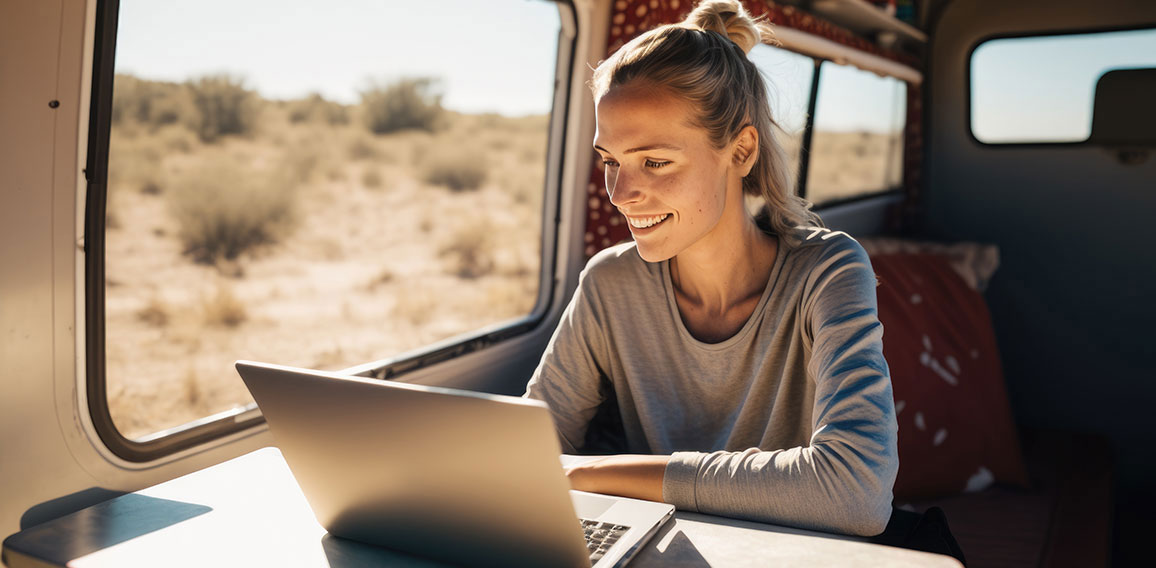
[593,143,683,154]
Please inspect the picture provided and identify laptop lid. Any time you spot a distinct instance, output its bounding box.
[235,360,598,567]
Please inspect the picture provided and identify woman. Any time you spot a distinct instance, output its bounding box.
[524,0,898,537]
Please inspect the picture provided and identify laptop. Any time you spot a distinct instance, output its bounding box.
[235,360,675,567]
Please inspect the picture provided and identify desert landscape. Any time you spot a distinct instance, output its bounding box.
[105,75,546,438]
[104,73,901,440]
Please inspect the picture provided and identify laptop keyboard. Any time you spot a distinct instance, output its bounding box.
[581,519,631,563]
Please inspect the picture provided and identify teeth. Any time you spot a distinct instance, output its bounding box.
[628,214,669,228]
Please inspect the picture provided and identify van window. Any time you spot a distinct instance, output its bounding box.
[749,44,816,182]
[807,62,907,206]
[96,0,564,447]
[970,28,1156,144]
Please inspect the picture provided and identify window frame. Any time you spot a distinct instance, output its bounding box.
[84,0,577,462]
[740,41,914,209]
[796,57,821,199]
[965,24,1156,149]
[803,58,909,209]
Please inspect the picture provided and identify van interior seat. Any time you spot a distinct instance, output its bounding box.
[903,428,1114,568]
[863,241,1114,567]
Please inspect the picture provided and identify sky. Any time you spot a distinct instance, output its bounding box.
[971,28,1156,143]
[751,44,906,134]
[115,0,1151,138]
[114,0,563,116]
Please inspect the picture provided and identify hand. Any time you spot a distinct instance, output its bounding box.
[563,454,670,503]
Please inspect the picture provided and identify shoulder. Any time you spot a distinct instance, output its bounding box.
[784,225,870,269]
[580,241,655,285]
[782,226,876,296]
[570,242,661,318]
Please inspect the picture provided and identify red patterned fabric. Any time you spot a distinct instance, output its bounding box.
[871,253,1030,500]
[584,1,924,257]
[602,0,919,65]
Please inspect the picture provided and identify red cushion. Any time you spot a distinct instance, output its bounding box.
[870,252,1030,500]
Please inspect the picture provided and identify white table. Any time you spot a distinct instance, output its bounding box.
[2,448,961,567]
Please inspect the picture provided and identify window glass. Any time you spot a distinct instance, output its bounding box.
[807,62,906,206]
[971,28,1156,144]
[104,0,560,440]
[749,44,815,181]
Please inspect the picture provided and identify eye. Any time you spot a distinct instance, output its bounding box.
[645,159,671,169]
[601,158,619,168]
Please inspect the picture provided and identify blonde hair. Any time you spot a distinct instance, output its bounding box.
[590,0,820,244]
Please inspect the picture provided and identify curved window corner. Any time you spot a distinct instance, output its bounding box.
[85,0,572,460]
[970,27,1156,145]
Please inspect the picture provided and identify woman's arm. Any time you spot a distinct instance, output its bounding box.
[564,455,669,502]
[524,261,614,453]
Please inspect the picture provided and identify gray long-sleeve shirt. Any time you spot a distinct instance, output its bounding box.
[524,226,898,537]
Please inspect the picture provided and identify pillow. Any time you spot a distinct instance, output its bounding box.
[870,252,1030,500]
[860,237,1000,292]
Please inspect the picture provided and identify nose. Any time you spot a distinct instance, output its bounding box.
[606,166,642,208]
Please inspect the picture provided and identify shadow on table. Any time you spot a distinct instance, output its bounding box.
[5,494,211,562]
[320,534,457,567]
[640,530,709,565]
[635,512,863,566]
[19,487,127,530]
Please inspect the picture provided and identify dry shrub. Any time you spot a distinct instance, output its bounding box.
[107,139,166,195]
[111,73,193,128]
[519,141,544,163]
[157,125,197,153]
[361,168,383,189]
[187,74,258,142]
[284,137,325,183]
[202,285,247,328]
[365,268,395,291]
[360,77,443,135]
[124,157,164,195]
[326,164,347,181]
[347,135,379,161]
[407,136,433,164]
[183,367,203,409]
[439,217,495,279]
[136,297,171,327]
[287,93,349,126]
[422,152,487,191]
[507,177,539,205]
[167,160,297,264]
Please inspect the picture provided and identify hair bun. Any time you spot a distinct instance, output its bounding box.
[683,0,772,55]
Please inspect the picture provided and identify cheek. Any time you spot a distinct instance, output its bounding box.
[691,170,728,216]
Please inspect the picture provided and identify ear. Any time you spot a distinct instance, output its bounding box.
[731,125,759,177]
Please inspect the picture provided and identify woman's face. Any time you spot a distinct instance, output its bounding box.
[593,83,745,263]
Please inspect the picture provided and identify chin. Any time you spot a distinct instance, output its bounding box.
[633,241,676,263]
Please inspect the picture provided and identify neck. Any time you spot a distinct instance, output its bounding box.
[670,212,777,314]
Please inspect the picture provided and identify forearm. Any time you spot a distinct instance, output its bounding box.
[665,442,896,536]
[564,454,670,503]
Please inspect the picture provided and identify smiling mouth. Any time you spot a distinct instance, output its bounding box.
[627,214,669,229]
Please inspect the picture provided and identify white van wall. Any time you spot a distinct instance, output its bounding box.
[0,0,610,540]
